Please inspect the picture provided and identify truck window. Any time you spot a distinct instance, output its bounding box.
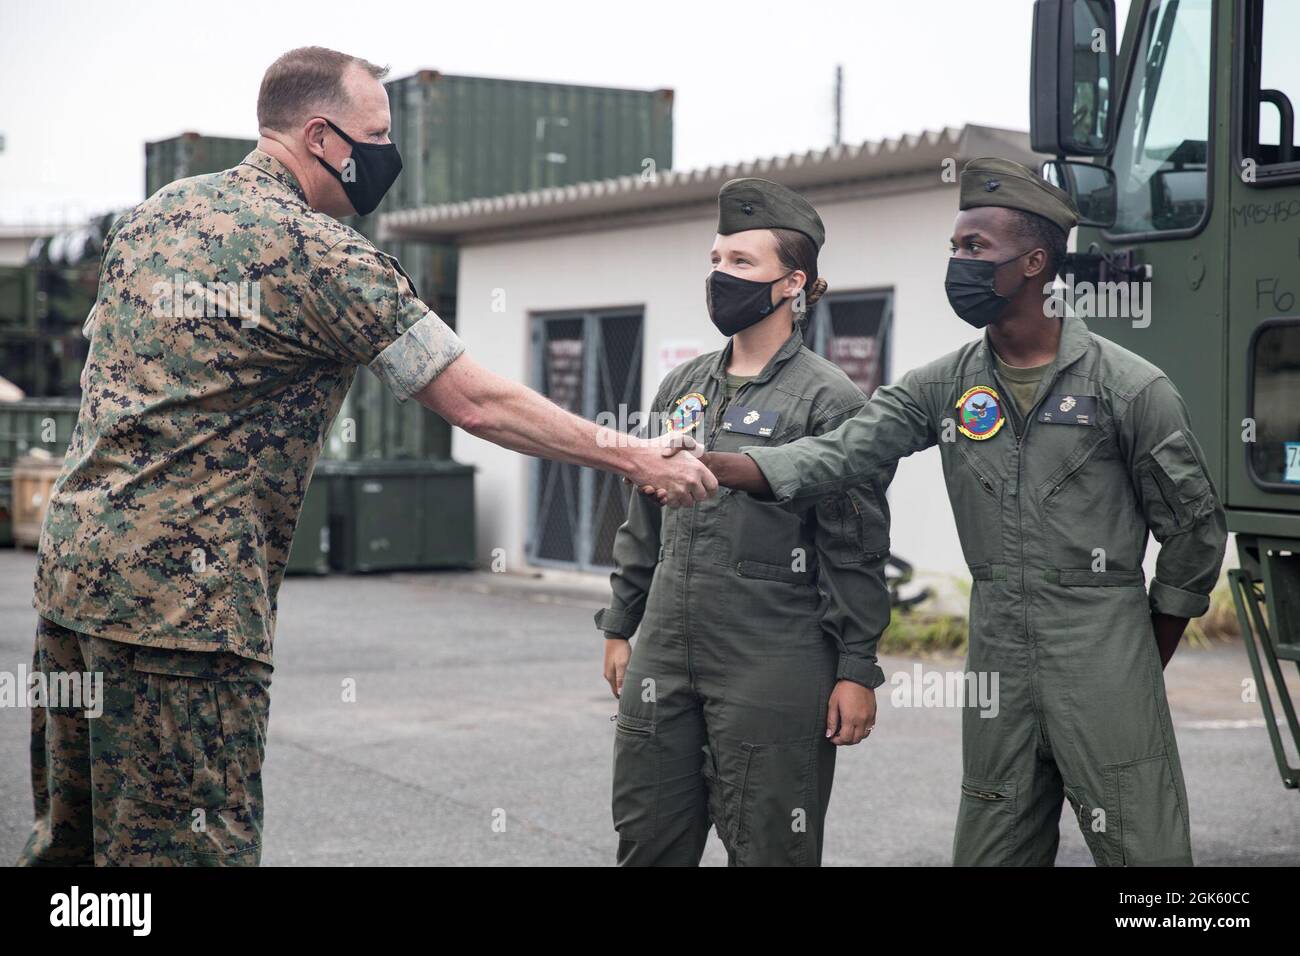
[1240,0,1300,174]
[1109,0,1213,235]
[1249,320,1300,489]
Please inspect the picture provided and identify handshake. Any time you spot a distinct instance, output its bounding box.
[626,435,720,507]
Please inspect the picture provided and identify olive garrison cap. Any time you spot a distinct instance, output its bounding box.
[717,177,825,250]
[959,158,1079,234]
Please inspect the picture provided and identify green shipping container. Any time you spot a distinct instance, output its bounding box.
[0,397,81,464]
[284,471,331,575]
[0,266,37,332]
[318,459,475,573]
[323,367,451,462]
[367,70,674,211]
[145,132,258,199]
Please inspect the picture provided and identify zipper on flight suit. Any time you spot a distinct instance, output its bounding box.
[680,374,750,686]
[992,360,1063,756]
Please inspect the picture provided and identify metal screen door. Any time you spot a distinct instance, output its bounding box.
[529,310,643,570]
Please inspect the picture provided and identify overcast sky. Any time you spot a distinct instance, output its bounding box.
[0,0,1131,225]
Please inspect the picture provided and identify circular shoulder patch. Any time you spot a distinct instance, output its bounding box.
[955,385,1005,441]
[668,391,708,434]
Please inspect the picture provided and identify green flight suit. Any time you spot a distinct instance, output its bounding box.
[744,315,1228,866]
[597,328,894,866]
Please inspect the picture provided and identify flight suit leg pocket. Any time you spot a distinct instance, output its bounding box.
[1111,754,1190,866]
[611,714,660,841]
[731,738,819,867]
[953,776,1017,866]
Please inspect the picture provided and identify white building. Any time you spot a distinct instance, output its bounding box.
[380,124,1047,596]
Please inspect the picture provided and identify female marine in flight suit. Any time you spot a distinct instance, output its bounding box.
[595,178,894,866]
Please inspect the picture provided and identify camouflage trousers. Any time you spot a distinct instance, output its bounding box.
[17,617,272,866]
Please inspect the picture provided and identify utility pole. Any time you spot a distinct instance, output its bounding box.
[833,65,843,147]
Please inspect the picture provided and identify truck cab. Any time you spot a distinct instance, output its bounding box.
[1030,0,1300,789]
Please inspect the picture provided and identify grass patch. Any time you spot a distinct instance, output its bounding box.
[878,576,1242,656]
[879,606,968,656]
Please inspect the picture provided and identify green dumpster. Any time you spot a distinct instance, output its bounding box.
[317,459,475,573]
[284,471,331,575]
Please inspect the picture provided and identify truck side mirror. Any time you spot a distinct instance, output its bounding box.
[1030,0,1116,156]
[1041,159,1117,228]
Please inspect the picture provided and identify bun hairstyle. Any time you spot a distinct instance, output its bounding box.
[771,228,828,318]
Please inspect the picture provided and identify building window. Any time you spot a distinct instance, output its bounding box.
[1238,0,1300,183]
[529,309,643,570]
[804,289,893,395]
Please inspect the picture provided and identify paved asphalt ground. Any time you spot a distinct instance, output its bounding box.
[0,549,1295,866]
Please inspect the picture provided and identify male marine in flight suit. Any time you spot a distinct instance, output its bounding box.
[696,159,1228,866]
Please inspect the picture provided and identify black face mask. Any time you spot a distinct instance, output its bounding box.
[315,118,403,216]
[705,269,792,336]
[944,251,1031,329]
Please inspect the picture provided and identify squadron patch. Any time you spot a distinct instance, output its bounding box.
[668,392,708,434]
[956,385,1005,441]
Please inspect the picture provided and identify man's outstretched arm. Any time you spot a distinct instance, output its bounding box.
[415,352,717,507]
[663,370,939,506]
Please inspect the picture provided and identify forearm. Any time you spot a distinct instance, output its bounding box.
[416,353,639,478]
[699,451,772,496]
[738,380,934,505]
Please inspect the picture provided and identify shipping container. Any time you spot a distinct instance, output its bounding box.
[145,132,258,199]
[369,71,674,211]
[0,266,37,331]
[0,397,81,463]
[318,459,475,572]
[323,366,451,462]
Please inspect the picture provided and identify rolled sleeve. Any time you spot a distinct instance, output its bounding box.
[594,606,640,638]
[1148,578,1211,619]
[837,655,886,690]
[369,310,465,402]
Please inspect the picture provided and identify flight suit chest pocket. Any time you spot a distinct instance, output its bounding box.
[708,425,810,574]
[947,447,1004,570]
[1038,429,1136,572]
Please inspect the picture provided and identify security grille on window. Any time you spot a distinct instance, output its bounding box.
[803,290,893,396]
[530,310,643,570]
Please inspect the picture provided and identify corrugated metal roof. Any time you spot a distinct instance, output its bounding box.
[379,124,1042,241]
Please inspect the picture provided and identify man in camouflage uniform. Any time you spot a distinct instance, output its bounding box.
[20,46,713,866]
